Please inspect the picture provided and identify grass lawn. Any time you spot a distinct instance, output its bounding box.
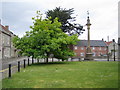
[2,61,118,88]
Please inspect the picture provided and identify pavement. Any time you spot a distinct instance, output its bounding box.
[1,56,28,70]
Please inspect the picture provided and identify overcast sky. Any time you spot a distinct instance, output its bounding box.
[0,0,119,42]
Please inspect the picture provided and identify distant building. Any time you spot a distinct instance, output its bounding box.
[71,40,108,58]
[0,24,18,60]
[106,41,118,59]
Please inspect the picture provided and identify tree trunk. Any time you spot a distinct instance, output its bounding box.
[46,58,48,64]
[46,53,49,64]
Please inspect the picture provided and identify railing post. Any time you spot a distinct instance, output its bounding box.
[8,64,11,78]
[107,53,109,61]
[18,61,20,72]
[24,59,26,68]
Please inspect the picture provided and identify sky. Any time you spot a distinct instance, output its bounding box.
[0,0,119,42]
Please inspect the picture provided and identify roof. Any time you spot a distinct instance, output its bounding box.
[105,41,113,45]
[0,24,16,36]
[76,40,107,47]
[0,24,10,33]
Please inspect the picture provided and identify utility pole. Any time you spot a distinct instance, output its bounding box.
[113,39,115,61]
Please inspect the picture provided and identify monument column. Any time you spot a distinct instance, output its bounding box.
[85,11,93,60]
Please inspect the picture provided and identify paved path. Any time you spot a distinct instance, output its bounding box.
[1,57,28,70]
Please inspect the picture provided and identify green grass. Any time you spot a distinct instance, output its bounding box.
[2,61,118,88]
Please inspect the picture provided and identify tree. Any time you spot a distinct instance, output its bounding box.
[13,11,78,63]
[46,7,85,36]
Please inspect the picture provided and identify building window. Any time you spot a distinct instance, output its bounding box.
[104,48,107,51]
[92,47,95,50]
[81,47,84,50]
[93,52,96,56]
[100,53,102,56]
[80,53,84,56]
[74,46,77,50]
[7,38,10,44]
[74,53,77,55]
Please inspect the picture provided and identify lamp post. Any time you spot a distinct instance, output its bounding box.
[118,38,120,60]
[113,39,115,61]
[107,45,109,61]
[85,11,93,60]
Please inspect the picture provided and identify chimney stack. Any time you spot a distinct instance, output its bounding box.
[102,38,104,41]
[5,25,9,30]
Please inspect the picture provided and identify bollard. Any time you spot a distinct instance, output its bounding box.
[18,61,20,72]
[24,59,26,68]
[28,58,30,66]
[8,64,11,78]
[107,54,109,61]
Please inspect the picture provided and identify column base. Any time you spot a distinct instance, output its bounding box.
[84,53,94,61]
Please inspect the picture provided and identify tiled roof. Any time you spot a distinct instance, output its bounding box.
[105,41,113,45]
[76,40,107,47]
[0,24,16,36]
[0,24,10,32]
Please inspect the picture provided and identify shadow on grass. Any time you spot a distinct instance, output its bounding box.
[31,61,71,66]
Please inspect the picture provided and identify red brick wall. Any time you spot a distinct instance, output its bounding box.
[73,46,107,57]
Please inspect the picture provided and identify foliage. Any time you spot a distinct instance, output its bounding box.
[12,11,78,62]
[46,7,85,36]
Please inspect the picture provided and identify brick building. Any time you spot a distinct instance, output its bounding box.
[0,24,18,60]
[72,40,108,58]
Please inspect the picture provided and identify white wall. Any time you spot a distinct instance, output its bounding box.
[0,25,2,60]
[0,32,2,60]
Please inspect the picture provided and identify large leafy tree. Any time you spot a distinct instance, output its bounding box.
[46,7,85,36]
[13,11,78,63]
